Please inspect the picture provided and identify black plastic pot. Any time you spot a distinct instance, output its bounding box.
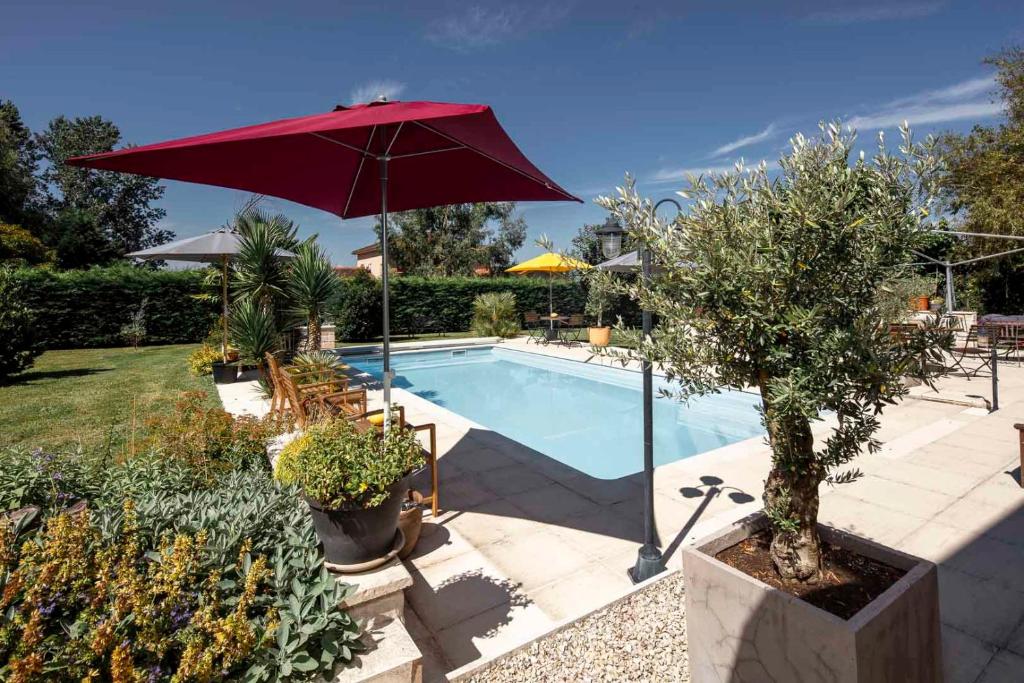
[212,361,238,384]
[306,477,410,565]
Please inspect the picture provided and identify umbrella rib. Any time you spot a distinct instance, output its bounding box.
[411,120,578,201]
[310,132,373,156]
[385,122,404,156]
[389,146,464,160]
[341,125,378,217]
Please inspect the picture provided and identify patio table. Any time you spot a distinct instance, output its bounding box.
[541,314,569,342]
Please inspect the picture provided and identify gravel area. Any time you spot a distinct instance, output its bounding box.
[461,571,688,683]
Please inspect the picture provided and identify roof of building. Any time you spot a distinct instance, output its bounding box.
[352,242,381,257]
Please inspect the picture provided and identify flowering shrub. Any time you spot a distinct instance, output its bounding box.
[187,344,222,376]
[275,417,424,509]
[145,391,284,473]
[0,450,361,682]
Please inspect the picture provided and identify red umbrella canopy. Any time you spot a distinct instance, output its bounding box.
[67,100,580,216]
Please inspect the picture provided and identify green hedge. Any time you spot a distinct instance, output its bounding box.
[13,265,218,349]
[330,275,641,340]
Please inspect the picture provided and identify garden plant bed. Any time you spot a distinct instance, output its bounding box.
[716,529,906,620]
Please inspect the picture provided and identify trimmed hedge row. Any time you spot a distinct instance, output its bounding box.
[12,266,218,349]
[330,275,641,340]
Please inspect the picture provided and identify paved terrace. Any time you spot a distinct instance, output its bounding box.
[221,338,1024,683]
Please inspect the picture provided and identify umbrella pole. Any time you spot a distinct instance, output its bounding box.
[548,272,554,333]
[379,153,393,432]
[222,255,229,363]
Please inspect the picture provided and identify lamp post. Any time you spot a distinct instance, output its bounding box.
[596,199,682,583]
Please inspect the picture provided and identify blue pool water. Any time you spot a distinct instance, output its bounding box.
[348,347,764,480]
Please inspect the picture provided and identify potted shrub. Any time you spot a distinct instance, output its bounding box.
[600,124,949,682]
[585,268,617,346]
[274,417,425,568]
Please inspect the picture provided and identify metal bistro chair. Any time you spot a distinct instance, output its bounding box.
[523,311,544,344]
[995,322,1024,367]
[948,324,995,379]
[559,314,587,346]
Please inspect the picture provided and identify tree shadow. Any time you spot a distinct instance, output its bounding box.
[5,367,111,385]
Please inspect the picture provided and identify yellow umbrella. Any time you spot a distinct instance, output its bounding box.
[506,253,592,331]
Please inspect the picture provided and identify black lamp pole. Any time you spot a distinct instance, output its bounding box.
[597,201,682,584]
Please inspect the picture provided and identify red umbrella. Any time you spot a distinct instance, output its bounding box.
[69,99,579,426]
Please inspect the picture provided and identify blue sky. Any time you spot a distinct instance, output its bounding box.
[4,0,1021,265]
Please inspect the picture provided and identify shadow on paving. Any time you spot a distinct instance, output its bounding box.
[407,426,757,572]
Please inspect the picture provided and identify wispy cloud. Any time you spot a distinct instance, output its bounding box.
[425,3,571,51]
[710,123,778,158]
[804,2,944,25]
[647,160,780,186]
[846,75,1001,131]
[349,79,406,105]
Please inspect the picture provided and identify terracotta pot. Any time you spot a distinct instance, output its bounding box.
[589,326,611,346]
[306,476,409,565]
[913,295,930,312]
[398,490,424,559]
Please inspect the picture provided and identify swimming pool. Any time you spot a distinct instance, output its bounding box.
[347,346,764,480]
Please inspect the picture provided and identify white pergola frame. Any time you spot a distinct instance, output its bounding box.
[911,230,1024,311]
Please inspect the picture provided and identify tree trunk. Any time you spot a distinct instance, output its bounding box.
[307,314,321,352]
[759,381,823,583]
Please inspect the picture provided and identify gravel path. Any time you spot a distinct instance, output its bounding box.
[462,571,688,683]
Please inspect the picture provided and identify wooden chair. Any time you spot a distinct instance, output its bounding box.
[275,363,363,429]
[265,352,349,423]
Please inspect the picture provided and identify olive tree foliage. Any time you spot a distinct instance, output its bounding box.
[598,124,949,583]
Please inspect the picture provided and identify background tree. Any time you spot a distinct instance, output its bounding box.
[0,101,43,231]
[36,115,171,267]
[0,223,53,266]
[939,47,1024,313]
[376,202,526,276]
[599,125,947,583]
[0,267,42,381]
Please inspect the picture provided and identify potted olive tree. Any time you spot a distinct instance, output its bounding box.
[585,268,617,347]
[600,124,949,682]
[275,416,424,570]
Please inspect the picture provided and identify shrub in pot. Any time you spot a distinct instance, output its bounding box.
[585,268,617,346]
[600,124,950,682]
[275,417,425,567]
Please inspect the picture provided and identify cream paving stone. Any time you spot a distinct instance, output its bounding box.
[855,454,989,497]
[939,533,1024,590]
[511,482,604,524]
[896,521,979,563]
[434,599,554,672]
[550,512,645,562]
[403,605,450,683]
[905,442,1007,478]
[442,444,521,474]
[405,550,522,633]
[482,529,594,592]
[437,474,494,511]
[976,648,1024,683]
[818,492,929,546]
[405,522,479,570]
[1001,613,1024,658]
[473,464,553,496]
[942,625,998,683]
[442,498,540,548]
[938,566,1024,646]
[529,564,634,621]
[837,473,958,519]
[552,472,644,505]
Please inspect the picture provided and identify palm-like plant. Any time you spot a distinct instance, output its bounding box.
[229,298,279,370]
[470,291,519,338]
[232,209,298,311]
[288,242,339,351]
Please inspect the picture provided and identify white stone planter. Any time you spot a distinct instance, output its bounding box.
[682,513,942,683]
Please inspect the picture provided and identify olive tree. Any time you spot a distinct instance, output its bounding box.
[599,124,948,583]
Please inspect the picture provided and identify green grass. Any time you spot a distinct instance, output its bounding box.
[0,344,218,453]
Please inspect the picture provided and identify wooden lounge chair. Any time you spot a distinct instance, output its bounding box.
[275,362,364,429]
[265,352,350,423]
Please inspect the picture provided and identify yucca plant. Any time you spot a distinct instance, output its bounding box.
[229,298,279,370]
[291,350,344,383]
[232,209,299,312]
[470,291,519,338]
[289,241,339,351]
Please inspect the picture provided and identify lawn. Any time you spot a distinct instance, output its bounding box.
[0,344,218,453]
